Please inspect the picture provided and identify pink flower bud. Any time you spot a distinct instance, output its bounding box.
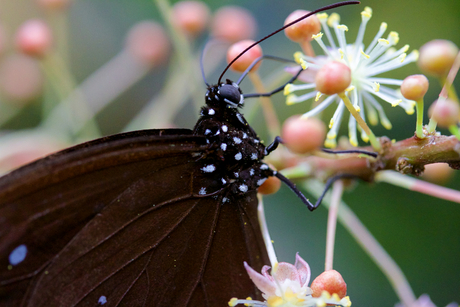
[400,74,429,101]
[428,98,460,128]
[258,164,281,195]
[418,39,458,77]
[311,270,347,299]
[172,1,210,37]
[226,40,262,73]
[36,0,72,10]
[0,54,44,103]
[281,115,326,154]
[315,61,351,95]
[284,10,321,43]
[211,6,256,42]
[16,19,52,57]
[422,163,454,185]
[125,21,170,66]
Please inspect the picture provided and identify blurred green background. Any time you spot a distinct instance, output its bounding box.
[0,0,459,306]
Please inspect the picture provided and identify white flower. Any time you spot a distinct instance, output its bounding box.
[228,254,351,307]
[284,7,419,148]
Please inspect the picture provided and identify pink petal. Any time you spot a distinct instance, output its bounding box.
[244,262,277,295]
[261,265,274,282]
[285,66,317,83]
[273,262,300,284]
[295,253,311,286]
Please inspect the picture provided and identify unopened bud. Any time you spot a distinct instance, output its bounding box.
[428,98,460,128]
[125,21,170,66]
[315,61,351,95]
[284,10,321,42]
[172,1,210,37]
[226,40,262,73]
[16,19,52,57]
[281,115,326,154]
[311,270,347,299]
[418,39,458,77]
[211,6,256,42]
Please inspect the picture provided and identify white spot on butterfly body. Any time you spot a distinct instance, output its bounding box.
[98,296,107,305]
[233,137,242,144]
[199,187,206,195]
[235,153,242,160]
[208,109,215,115]
[260,164,269,170]
[257,178,267,186]
[204,129,211,135]
[251,153,258,160]
[221,143,227,151]
[9,244,27,266]
[201,165,216,173]
[234,172,239,178]
[221,178,227,184]
[243,133,248,139]
[239,184,248,192]
[222,197,229,203]
[214,130,220,136]
[236,113,245,124]
[224,98,238,107]
[254,139,260,144]
[249,169,255,176]
[222,125,228,132]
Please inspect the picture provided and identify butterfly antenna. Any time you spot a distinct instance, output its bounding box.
[236,55,296,85]
[218,1,360,85]
[200,40,213,87]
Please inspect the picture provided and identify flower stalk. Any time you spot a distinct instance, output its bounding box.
[338,92,381,150]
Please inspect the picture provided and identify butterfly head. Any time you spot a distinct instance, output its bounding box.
[206,79,244,109]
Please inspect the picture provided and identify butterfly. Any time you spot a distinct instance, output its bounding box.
[0,2,360,306]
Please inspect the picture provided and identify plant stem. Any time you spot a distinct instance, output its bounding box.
[325,179,343,271]
[449,124,460,140]
[415,99,425,138]
[304,180,417,307]
[338,92,381,151]
[427,118,437,133]
[248,72,280,139]
[257,195,278,267]
[375,170,460,203]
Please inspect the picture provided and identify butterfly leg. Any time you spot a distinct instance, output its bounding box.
[237,55,304,99]
[275,172,358,211]
[266,136,283,155]
[321,148,378,158]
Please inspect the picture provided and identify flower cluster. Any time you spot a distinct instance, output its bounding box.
[284,7,419,148]
[228,254,351,307]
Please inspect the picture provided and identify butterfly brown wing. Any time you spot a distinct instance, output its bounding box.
[0,129,269,306]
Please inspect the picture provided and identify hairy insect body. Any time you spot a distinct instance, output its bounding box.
[193,80,274,200]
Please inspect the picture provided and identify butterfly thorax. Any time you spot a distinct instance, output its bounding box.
[192,80,274,201]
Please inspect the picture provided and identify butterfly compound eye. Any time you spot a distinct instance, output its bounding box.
[219,83,243,108]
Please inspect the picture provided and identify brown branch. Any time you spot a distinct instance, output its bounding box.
[278,134,460,182]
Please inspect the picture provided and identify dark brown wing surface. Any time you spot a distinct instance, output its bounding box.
[0,129,269,306]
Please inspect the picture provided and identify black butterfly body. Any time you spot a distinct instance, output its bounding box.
[0,80,273,306]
